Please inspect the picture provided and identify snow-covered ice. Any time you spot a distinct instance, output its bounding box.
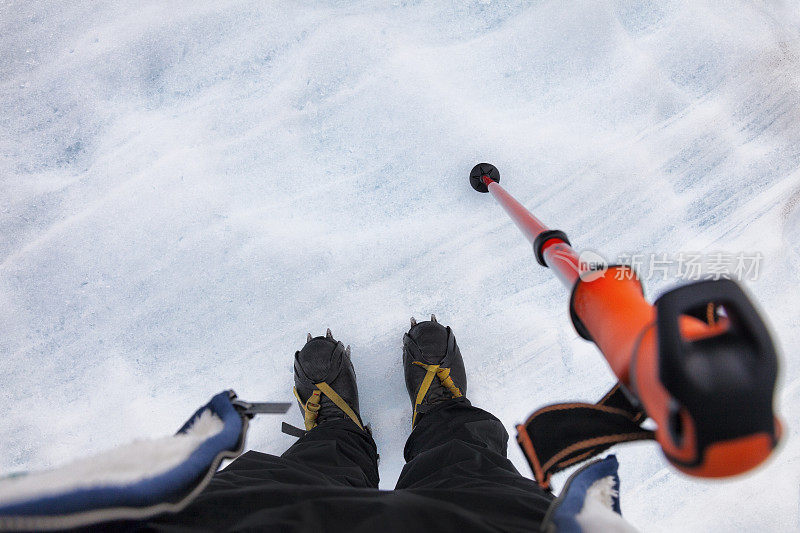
[2,1,799,530]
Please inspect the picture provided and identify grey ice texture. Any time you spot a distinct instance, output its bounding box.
[2,1,800,530]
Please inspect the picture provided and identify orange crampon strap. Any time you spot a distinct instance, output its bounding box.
[292,383,364,432]
[412,362,463,427]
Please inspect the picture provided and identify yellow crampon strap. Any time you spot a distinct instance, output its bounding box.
[411,362,463,427]
[316,382,364,431]
[293,382,364,432]
[294,387,321,431]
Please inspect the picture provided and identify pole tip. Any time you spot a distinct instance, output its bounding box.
[469,163,500,193]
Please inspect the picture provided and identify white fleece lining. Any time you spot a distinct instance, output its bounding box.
[0,410,224,505]
[575,475,639,533]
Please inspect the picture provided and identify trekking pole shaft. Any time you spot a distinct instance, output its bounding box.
[484,177,581,287]
[483,175,641,381]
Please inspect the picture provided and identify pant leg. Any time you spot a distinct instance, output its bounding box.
[210,418,379,489]
[396,398,552,507]
[140,419,379,531]
[279,418,379,488]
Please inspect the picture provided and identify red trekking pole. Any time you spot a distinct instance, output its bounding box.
[470,163,781,482]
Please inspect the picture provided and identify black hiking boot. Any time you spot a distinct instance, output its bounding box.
[403,315,468,427]
[292,329,365,432]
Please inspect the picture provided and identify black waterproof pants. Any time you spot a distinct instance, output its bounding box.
[143,399,553,532]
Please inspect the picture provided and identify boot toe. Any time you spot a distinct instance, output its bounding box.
[296,338,340,383]
[406,321,450,364]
